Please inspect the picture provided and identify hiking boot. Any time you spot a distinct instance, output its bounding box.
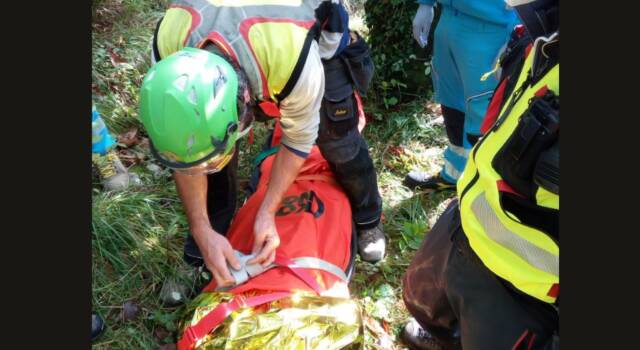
[357,223,385,263]
[91,313,105,341]
[402,318,445,350]
[404,171,456,192]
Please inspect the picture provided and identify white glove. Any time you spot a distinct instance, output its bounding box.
[412,4,434,48]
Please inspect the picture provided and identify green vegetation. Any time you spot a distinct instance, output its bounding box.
[92,1,454,348]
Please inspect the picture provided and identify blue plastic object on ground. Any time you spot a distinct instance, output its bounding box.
[92,104,116,155]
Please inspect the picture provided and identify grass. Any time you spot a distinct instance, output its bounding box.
[92,1,455,349]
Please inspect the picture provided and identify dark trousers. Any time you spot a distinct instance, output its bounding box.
[316,51,382,230]
[442,105,465,148]
[441,105,481,147]
[182,149,238,266]
[439,105,485,184]
[402,200,559,350]
[316,93,382,230]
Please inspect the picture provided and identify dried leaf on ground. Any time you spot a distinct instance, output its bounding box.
[425,101,442,116]
[109,48,128,66]
[117,148,145,167]
[364,315,394,350]
[118,127,139,147]
[388,145,405,157]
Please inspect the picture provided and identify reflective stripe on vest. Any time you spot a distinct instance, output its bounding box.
[159,0,324,103]
[457,37,559,304]
[470,193,559,276]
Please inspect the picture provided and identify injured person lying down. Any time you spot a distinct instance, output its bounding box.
[176,122,365,350]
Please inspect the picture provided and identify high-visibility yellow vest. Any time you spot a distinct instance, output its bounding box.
[457,37,559,304]
[156,0,323,104]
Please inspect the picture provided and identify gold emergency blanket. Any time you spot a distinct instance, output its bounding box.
[180,291,364,350]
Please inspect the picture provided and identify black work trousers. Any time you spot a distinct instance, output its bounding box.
[402,200,559,350]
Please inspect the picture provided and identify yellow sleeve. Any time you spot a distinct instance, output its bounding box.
[156,7,193,59]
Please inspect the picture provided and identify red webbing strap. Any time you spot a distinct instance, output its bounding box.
[177,291,292,350]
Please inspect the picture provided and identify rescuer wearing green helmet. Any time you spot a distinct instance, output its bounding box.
[139,0,386,289]
[140,46,277,287]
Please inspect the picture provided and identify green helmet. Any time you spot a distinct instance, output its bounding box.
[139,47,243,173]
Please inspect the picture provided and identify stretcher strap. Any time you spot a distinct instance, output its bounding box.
[219,254,347,290]
[274,254,325,295]
[287,257,348,283]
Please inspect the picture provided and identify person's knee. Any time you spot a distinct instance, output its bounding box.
[328,140,373,173]
[317,130,361,164]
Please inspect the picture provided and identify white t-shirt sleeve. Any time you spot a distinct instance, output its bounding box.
[277,41,324,155]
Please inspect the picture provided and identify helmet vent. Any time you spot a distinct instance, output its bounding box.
[173,74,189,91]
[212,65,227,98]
[188,87,198,105]
[187,134,195,156]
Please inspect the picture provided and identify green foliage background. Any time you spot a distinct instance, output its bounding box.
[364,0,439,109]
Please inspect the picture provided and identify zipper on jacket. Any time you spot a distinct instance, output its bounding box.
[493,71,532,130]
